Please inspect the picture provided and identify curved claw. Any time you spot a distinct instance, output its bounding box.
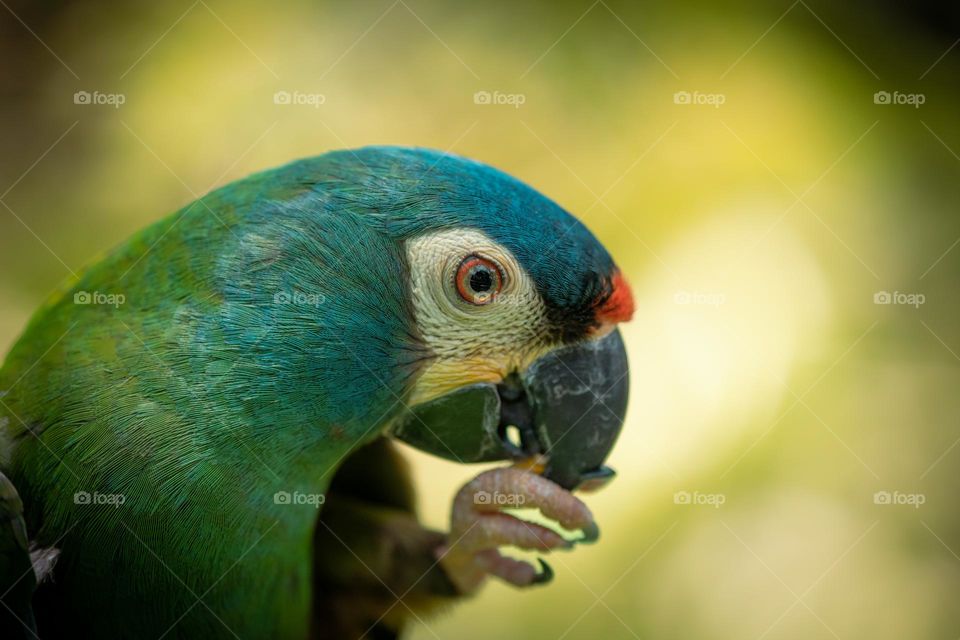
[530,558,554,585]
[442,467,598,593]
[576,521,600,544]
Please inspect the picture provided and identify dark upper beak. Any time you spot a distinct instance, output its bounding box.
[391,329,629,490]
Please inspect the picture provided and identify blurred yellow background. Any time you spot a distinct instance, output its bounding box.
[2,1,958,638]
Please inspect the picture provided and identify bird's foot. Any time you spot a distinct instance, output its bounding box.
[436,466,597,594]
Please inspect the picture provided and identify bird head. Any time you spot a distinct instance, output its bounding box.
[316,147,635,491]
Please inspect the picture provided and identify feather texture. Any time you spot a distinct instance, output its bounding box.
[0,147,618,637]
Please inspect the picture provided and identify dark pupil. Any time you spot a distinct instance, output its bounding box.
[469,267,493,293]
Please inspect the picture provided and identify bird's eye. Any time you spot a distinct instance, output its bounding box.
[455,255,503,305]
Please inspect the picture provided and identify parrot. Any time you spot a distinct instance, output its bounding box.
[0,146,635,639]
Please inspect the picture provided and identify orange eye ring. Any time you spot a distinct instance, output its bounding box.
[455,255,503,305]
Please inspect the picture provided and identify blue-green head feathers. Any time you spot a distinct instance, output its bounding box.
[206,147,626,426]
[248,148,616,333]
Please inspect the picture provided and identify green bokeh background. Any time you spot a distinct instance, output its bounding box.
[1,1,958,638]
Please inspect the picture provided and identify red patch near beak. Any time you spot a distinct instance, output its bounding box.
[596,270,634,324]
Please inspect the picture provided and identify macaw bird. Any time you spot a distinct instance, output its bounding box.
[0,146,634,639]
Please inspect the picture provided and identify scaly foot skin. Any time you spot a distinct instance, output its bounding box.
[436,467,597,594]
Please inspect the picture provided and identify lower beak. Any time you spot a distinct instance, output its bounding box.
[391,330,630,491]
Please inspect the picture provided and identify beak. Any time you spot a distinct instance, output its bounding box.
[391,329,629,491]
